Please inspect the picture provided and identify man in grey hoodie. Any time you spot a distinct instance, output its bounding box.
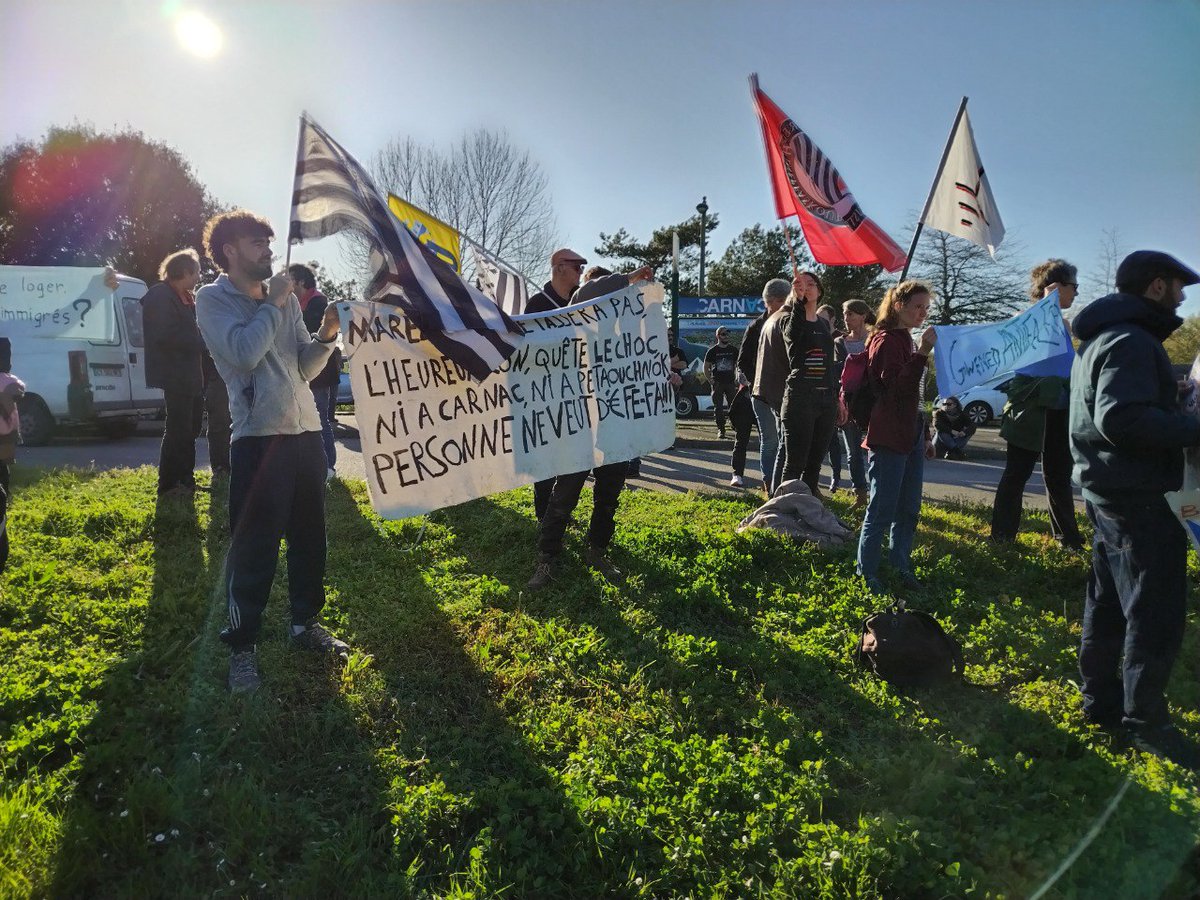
[1070,249,1200,768]
[197,209,349,693]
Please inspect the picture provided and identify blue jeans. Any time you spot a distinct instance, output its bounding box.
[840,421,868,492]
[857,421,925,586]
[752,396,779,488]
[1079,496,1188,728]
[311,383,337,469]
[827,430,844,489]
[934,431,971,455]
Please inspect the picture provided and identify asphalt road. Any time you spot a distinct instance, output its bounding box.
[18,415,1077,512]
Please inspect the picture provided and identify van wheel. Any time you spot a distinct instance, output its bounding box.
[18,395,55,446]
[100,418,138,439]
[675,393,697,418]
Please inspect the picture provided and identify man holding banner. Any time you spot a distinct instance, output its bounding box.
[1070,250,1200,768]
[526,264,657,591]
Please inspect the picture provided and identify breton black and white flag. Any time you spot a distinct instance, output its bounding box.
[288,113,523,380]
[469,243,529,316]
[922,106,1005,257]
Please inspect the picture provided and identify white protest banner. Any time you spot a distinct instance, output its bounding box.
[932,292,1072,398]
[342,281,675,519]
[0,266,117,341]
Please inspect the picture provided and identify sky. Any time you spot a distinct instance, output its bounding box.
[3,0,1199,310]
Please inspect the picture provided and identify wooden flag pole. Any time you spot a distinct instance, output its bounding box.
[899,96,969,282]
[780,220,800,277]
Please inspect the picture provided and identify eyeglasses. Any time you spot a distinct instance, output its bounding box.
[1062,282,1079,289]
[557,261,584,271]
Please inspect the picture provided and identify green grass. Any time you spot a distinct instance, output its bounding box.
[1,466,1198,898]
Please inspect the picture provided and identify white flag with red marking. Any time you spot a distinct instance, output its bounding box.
[923,108,1005,256]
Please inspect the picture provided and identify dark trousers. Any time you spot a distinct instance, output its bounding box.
[731,416,754,477]
[827,429,844,488]
[1079,496,1188,728]
[159,389,203,493]
[222,432,328,651]
[538,461,628,557]
[778,384,838,495]
[990,408,1081,545]
[205,375,231,472]
[711,380,738,430]
[533,477,555,520]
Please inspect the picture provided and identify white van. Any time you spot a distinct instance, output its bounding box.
[0,265,165,444]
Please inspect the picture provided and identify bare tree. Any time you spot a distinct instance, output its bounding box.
[907,229,1027,325]
[1083,226,1124,301]
[343,128,558,285]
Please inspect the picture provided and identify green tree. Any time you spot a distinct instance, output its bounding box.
[706,223,886,321]
[594,211,720,296]
[1163,315,1200,366]
[705,224,810,296]
[0,125,222,285]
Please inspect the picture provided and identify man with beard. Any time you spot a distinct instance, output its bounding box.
[196,210,350,694]
[1070,250,1200,768]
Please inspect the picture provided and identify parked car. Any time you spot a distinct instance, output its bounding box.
[938,372,1013,426]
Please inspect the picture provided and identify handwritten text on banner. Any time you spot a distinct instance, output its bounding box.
[0,266,117,341]
[342,282,675,519]
[932,292,1072,398]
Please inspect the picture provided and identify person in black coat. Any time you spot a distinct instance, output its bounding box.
[142,249,211,496]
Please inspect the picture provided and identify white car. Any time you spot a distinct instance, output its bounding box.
[939,372,1013,426]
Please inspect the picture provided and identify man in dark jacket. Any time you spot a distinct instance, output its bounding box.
[143,248,208,496]
[525,262,655,590]
[526,248,588,518]
[1070,249,1200,768]
[289,263,342,481]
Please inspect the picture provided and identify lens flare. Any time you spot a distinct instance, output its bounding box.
[174,10,223,58]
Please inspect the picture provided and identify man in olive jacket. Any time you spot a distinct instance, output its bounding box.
[1070,250,1200,769]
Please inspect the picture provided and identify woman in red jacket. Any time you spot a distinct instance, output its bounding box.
[856,280,938,595]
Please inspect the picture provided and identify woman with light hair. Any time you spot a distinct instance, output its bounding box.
[856,280,938,595]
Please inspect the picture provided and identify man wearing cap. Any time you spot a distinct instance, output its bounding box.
[524,260,656,590]
[526,248,588,519]
[1070,249,1200,768]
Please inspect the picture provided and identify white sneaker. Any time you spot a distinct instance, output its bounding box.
[326,467,336,483]
[730,474,744,487]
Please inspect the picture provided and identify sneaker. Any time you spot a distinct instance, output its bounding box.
[853,489,869,508]
[326,467,336,483]
[228,648,261,694]
[1127,724,1200,770]
[585,545,622,581]
[730,474,744,487]
[526,554,556,591]
[159,484,194,499]
[717,428,727,439]
[291,622,351,661]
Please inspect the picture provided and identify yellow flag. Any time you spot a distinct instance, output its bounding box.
[387,194,462,272]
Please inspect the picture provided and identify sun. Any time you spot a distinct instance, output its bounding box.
[174,10,224,58]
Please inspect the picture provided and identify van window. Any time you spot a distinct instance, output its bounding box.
[121,296,145,348]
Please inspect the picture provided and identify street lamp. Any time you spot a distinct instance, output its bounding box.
[696,196,708,296]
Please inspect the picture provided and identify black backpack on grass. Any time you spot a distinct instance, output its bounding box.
[856,601,964,686]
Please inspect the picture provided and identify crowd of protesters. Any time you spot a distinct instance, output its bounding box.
[7,227,1199,769]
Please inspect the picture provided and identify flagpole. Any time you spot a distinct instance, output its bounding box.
[899,96,968,282]
[780,220,800,276]
[285,111,307,269]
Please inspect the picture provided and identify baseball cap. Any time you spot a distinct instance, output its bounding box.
[1115,250,1200,295]
[550,248,587,267]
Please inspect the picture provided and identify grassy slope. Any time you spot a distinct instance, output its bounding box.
[0,466,1198,898]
